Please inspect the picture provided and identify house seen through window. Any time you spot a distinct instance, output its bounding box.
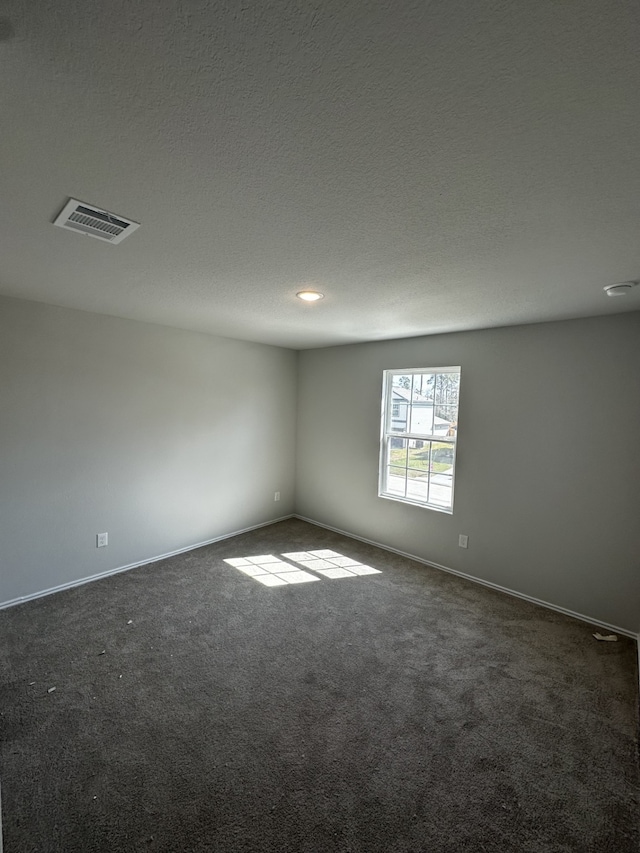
[379,367,461,512]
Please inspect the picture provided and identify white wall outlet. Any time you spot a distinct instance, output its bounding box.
[96,532,108,548]
[458,534,468,549]
[274,491,281,502]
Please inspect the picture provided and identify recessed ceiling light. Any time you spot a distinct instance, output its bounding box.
[296,291,324,302]
[603,281,637,297]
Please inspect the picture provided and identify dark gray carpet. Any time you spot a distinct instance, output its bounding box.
[1,518,638,852]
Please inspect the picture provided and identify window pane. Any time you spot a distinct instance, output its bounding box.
[413,373,435,402]
[386,466,407,496]
[428,469,454,509]
[405,474,429,503]
[409,402,434,435]
[408,440,431,503]
[434,405,457,437]
[392,374,413,392]
[390,377,411,432]
[388,437,408,468]
[435,372,460,406]
[431,442,455,472]
[390,400,408,432]
[406,441,431,475]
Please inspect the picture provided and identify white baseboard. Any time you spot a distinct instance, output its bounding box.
[294,514,638,640]
[1,512,637,700]
[0,515,294,611]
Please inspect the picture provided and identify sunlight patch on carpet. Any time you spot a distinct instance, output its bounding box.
[224,550,381,585]
[281,550,382,579]
[224,556,319,585]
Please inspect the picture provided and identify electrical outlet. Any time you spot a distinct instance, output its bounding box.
[458,534,468,549]
[274,491,281,502]
[97,532,108,548]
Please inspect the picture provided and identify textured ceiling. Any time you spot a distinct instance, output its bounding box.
[1,0,639,349]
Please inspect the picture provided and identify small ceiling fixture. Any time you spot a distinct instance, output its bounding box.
[296,290,324,302]
[603,281,637,297]
[53,198,140,244]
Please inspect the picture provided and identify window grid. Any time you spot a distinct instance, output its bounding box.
[379,367,460,513]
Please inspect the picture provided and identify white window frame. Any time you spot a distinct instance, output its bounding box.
[378,367,461,514]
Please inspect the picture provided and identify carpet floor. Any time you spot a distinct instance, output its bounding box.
[0,518,638,852]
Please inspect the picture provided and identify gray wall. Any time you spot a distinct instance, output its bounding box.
[0,296,297,605]
[296,313,640,633]
[3,296,639,633]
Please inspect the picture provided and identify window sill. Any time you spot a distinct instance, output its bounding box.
[378,491,454,515]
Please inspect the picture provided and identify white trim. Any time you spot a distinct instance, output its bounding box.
[385,366,461,376]
[378,492,453,515]
[386,432,456,444]
[294,514,638,640]
[0,515,294,611]
[379,367,460,514]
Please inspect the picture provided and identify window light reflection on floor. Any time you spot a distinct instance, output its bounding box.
[223,555,319,585]
[224,550,381,586]
[282,550,381,578]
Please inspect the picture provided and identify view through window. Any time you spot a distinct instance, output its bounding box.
[379,367,461,512]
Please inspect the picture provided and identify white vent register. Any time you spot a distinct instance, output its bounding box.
[53,198,140,244]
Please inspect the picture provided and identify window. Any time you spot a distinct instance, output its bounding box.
[379,367,461,512]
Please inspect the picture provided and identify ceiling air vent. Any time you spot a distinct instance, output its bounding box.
[53,198,140,244]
